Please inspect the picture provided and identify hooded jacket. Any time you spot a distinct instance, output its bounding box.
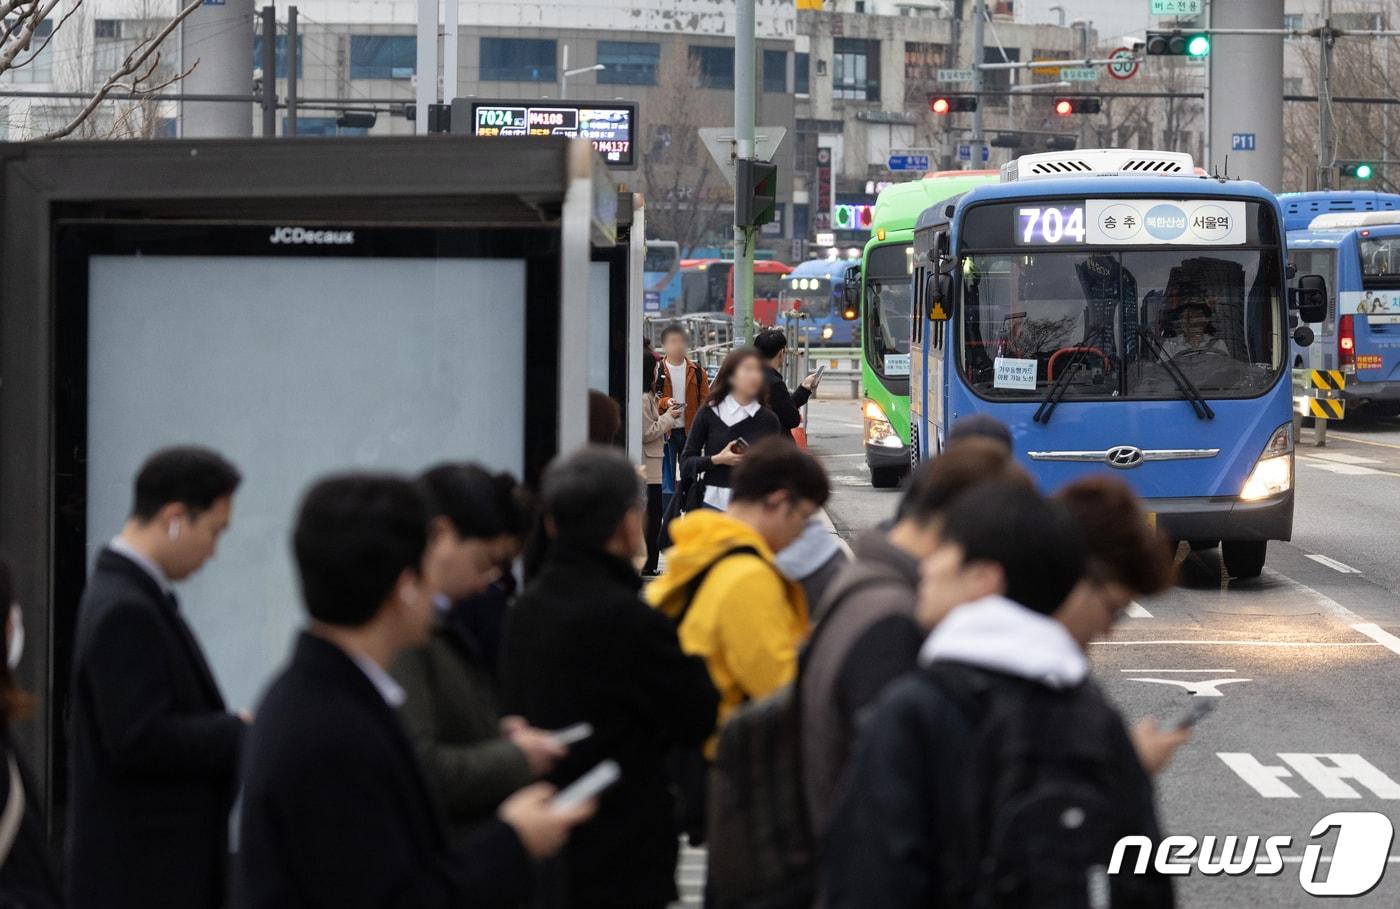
[648,509,809,752]
[823,595,1173,909]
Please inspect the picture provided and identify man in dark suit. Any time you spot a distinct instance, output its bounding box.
[67,445,248,908]
[503,448,719,909]
[236,472,592,908]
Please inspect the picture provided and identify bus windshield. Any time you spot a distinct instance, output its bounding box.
[1360,235,1400,280]
[866,244,914,375]
[960,249,1284,400]
[644,244,678,275]
[754,272,786,300]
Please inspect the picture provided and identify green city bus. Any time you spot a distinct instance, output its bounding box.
[851,170,1000,487]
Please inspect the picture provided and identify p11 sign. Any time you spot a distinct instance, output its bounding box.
[1231,133,1257,152]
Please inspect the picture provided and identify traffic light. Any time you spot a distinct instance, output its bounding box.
[930,95,978,115]
[1145,29,1211,57]
[1044,136,1077,151]
[736,158,778,228]
[1052,97,1102,116]
[1343,162,1375,181]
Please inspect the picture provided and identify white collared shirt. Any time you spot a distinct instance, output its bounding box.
[348,649,407,708]
[108,536,172,597]
[716,394,761,427]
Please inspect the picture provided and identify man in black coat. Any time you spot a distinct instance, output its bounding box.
[503,448,719,909]
[754,329,821,431]
[236,472,591,909]
[66,446,247,909]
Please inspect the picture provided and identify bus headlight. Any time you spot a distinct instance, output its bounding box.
[864,400,901,448]
[822,324,835,340]
[1240,423,1293,501]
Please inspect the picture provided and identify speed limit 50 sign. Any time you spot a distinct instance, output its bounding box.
[1108,47,1139,80]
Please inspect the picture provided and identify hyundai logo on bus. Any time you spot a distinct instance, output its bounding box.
[1105,445,1145,469]
[268,227,356,245]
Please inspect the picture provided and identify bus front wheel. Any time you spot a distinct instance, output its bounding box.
[1222,540,1267,580]
[871,466,904,489]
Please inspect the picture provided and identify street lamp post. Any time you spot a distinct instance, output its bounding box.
[560,44,605,99]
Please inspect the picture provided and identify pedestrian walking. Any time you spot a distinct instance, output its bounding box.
[642,348,682,575]
[0,556,61,907]
[392,464,565,844]
[679,347,783,513]
[799,436,1027,836]
[655,323,711,485]
[66,446,246,909]
[754,329,822,432]
[502,448,718,909]
[823,483,1176,909]
[237,473,590,908]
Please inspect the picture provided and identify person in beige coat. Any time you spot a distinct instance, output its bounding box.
[643,348,682,575]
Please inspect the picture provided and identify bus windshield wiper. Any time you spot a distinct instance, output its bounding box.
[1033,330,1098,425]
[1137,328,1215,420]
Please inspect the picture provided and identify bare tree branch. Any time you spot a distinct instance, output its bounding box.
[37,0,201,141]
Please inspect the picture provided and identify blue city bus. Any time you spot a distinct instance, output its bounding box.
[782,258,858,346]
[1282,195,1400,414]
[644,240,682,317]
[910,149,1326,579]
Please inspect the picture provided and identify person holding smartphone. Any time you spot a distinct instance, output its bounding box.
[754,329,823,433]
[680,347,784,512]
[642,347,683,575]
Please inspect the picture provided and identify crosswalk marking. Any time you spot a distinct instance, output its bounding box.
[1125,602,1152,618]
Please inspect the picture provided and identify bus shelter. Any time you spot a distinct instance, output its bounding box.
[0,135,618,817]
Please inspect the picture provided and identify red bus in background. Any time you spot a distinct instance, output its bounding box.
[677,258,792,326]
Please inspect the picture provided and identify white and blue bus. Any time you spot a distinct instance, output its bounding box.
[1281,192,1400,415]
[910,149,1326,579]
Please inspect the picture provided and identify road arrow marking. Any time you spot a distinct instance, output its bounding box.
[1128,677,1251,697]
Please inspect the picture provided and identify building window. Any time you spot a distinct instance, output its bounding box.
[795,52,810,94]
[1284,76,1305,96]
[833,38,878,101]
[350,35,416,80]
[596,41,658,85]
[904,41,945,85]
[794,129,819,174]
[480,37,556,82]
[690,45,733,89]
[982,46,1019,108]
[253,35,303,79]
[763,49,787,92]
[2,19,52,84]
[94,18,121,38]
[1283,13,1304,32]
[290,116,370,137]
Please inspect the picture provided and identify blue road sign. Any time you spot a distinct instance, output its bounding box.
[957,144,991,162]
[887,154,931,172]
[1231,133,1256,152]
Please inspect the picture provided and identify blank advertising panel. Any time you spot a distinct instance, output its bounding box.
[85,254,525,710]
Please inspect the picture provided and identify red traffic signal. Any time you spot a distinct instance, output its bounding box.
[1052,97,1102,116]
[930,95,977,115]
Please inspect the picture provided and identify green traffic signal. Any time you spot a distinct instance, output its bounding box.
[1342,162,1375,180]
[1186,34,1211,57]
[1356,163,1375,180]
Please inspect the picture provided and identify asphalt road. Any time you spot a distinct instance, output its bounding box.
[805,397,1400,908]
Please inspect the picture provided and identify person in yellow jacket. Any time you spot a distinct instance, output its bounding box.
[647,438,831,750]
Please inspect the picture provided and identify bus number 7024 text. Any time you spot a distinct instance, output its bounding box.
[1016,205,1087,245]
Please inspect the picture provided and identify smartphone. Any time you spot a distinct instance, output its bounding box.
[1168,698,1216,732]
[813,364,828,384]
[551,760,620,812]
[733,437,750,454]
[548,722,594,748]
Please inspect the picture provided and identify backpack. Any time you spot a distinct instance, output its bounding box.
[926,662,1170,909]
[706,574,895,909]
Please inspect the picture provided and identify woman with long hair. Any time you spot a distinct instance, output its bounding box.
[0,555,62,906]
[642,347,681,575]
[680,347,784,511]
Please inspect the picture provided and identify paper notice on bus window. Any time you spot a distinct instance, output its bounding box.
[884,353,911,376]
[993,357,1037,390]
[1086,199,1246,246]
[1342,290,1400,316]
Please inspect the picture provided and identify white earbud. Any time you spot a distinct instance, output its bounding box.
[167,519,181,541]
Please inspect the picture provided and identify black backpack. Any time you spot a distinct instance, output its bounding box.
[706,575,896,909]
[927,663,1172,909]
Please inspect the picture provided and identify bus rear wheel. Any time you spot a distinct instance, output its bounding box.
[1221,540,1267,580]
[871,466,904,489]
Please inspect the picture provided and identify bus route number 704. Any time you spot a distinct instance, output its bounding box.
[1017,205,1087,245]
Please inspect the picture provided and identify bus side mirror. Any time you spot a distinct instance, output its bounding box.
[925,272,951,321]
[1293,325,1315,348]
[1293,274,1328,323]
[841,263,861,320]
